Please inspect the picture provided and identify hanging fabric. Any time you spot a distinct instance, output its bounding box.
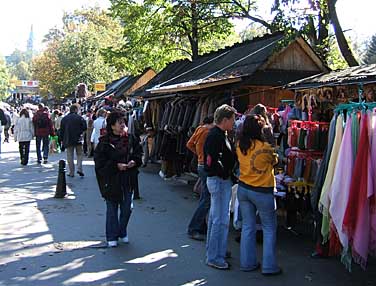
[328,114,354,270]
[319,114,344,243]
[343,112,371,270]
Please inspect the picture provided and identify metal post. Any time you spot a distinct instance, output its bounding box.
[55,160,67,198]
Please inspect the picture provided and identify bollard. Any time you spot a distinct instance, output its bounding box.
[55,159,67,198]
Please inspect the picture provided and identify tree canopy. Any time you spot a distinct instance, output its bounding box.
[0,56,11,100]
[32,7,124,99]
[105,0,240,73]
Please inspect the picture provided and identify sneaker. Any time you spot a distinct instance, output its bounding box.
[107,241,118,247]
[158,170,165,179]
[206,261,230,270]
[120,236,129,244]
[262,268,283,276]
[189,232,205,241]
[43,159,48,164]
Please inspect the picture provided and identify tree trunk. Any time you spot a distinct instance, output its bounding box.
[327,0,359,66]
[190,2,199,60]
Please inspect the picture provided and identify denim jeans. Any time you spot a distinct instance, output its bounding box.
[206,176,232,266]
[237,185,278,273]
[36,136,49,161]
[106,191,133,241]
[188,165,210,235]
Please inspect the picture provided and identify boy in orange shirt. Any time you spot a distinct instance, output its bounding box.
[187,116,214,240]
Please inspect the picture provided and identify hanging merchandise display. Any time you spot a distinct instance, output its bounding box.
[142,94,230,178]
[316,101,376,271]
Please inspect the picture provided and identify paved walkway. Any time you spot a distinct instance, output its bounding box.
[0,139,375,286]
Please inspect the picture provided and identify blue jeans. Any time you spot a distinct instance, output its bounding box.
[237,185,278,273]
[36,136,49,161]
[188,165,210,235]
[206,176,232,266]
[106,192,133,241]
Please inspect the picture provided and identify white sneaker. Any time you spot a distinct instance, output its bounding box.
[120,236,129,244]
[107,241,118,247]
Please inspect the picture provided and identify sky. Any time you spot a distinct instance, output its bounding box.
[0,0,375,56]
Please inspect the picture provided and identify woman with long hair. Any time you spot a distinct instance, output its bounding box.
[94,111,142,247]
[14,108,34,165]
[236,114,281,275]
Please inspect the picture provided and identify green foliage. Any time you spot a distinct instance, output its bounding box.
[6,49,32,80]
[106,0,238,73]
[326,36,348,70]
[0,56,11,100]
[363,34,376,64]
[32,7,123,99]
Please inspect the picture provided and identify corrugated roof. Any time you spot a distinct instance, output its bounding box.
[287,64,376,89]
[134,32,285,97]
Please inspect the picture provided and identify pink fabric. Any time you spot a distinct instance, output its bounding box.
[369,109,376,256]
[329,114,353,252]
[343,113,371,269]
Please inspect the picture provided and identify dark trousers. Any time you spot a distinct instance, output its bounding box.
[4,128,9,142]
[83,131,88,154]
[36,136,49,161]
[188,165,211,235]
[19,141,30,165]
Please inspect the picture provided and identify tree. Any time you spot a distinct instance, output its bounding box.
[225,0,358,66]
[363,34,376,64]
[6,49,32,80]
[32,7,124,99]
[0,56,11,100]
[106,0,239,73]
[326,0,358,66]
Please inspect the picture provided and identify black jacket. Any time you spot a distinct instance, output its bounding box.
[94,133,142,203]
[60,112,87,147]
[0,109,7,126]
[204,126,236,180]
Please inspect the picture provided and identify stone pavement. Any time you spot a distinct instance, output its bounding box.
[0,139,375,286]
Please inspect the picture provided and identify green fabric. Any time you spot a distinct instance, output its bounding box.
[351,112,360,162]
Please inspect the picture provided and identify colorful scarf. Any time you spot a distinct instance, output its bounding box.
[320,114,344,242]
[343,112,371,270]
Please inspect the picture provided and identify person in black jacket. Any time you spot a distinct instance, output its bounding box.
[60,104,87,177]
[204,104,237,270]
[94,111,142,247]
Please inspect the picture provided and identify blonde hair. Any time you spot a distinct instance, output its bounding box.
[214,104,236,124]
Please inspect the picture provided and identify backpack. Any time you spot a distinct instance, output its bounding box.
[37,114,48,128]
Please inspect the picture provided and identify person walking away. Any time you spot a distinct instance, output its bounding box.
[0,108,8,154]
[60,104,87,177]
[94,111,142,247]
[3,110,11,143]
[187,116,215,241]
[91,109,107,150]
[32,103,54,164]
[236,114,281,275]
[86,113,94,157]
[82,110,92,155]
[55,111,64,151]
[204,104,237,270]
[14,109,34,165]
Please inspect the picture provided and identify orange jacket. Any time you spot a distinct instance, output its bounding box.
[186,125,210,164]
